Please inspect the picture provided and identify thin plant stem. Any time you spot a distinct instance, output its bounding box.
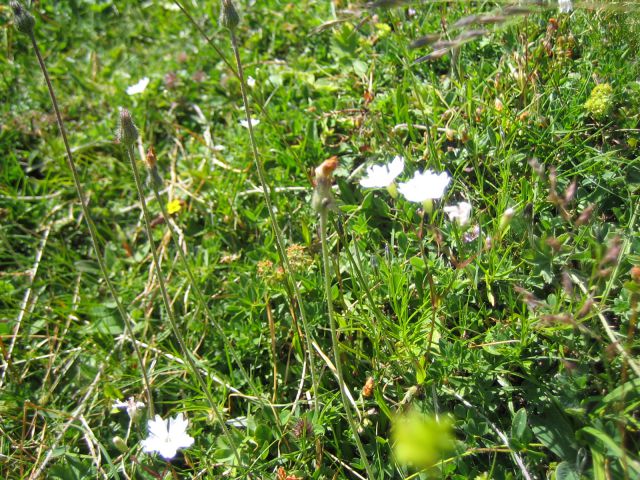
[148,178,283,433]
[319,209,375,479]
[22,30,154,416]
[229,29,319,412]
[123,144,243,467]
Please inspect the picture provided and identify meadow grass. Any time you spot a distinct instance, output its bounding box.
[1,1,640,478]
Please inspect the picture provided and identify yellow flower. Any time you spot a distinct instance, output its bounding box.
[167,199,182,215]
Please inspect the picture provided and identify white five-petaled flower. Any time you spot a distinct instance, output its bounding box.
[444,201,472,226]
[126,77,150,95]
[398,170,451,203]
[558,0,572,14]
[112,397,145,420]
[141,413,195,460]
[359,156,405,197]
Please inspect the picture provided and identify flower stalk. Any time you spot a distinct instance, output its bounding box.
[120,111,242,467]
[144,147,282,431]
[223,1,318,411]
[9,1,154,416]
[314,159,374,478]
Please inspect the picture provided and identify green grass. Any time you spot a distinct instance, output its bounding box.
[2,1,640,478]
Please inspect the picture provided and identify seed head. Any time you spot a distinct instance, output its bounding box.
[118,108,139,146]
[11,1,35,36]
[220,0,240,31]
[292,417,313,439]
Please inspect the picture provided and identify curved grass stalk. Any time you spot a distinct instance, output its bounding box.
[173,0,318,412]
[123,140,243,467]
[227,25,319,410]
[319,209,375,479]
[10,3,154,416]
[146,165,283,432]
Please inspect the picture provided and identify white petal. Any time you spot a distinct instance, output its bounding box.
[359,156,405,188]
[157,443,179,460]
[126,77,150,95]
[444,201,472,226]
[398,170,451,202]
[388,156,405,177]
[239,118,260,129]
[558,0,572,13]
[168,413,188,435]
[147,415,170,438]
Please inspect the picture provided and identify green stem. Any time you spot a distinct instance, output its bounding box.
[149,180,282,433]
[124,144,242,467]
[26,32,154,416]
[229,29,318,411]
[319,210,375,479]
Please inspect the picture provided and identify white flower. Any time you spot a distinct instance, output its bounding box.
[444,201,472,226]
[247,76,256,88]
[239,118,260,129]
[126,77,150,95]
[112,397,145,420]
[463,224,481,243]
[359,156,405,189]
[141,413,195,460]
[558,0,572,14]
[398,170,451,203]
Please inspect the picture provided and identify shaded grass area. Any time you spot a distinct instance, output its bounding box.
[2,1,640,478]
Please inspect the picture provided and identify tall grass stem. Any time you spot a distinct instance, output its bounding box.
[147,177,283,431]
[21,28,154,416]
[229,29,319,411]
[319,209,375,479]
[123,143,243,466]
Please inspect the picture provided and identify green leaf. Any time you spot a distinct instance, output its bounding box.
[511,408,528,443]
[579,427,640,475]
[530,406,578,462]
[554,461,581,480]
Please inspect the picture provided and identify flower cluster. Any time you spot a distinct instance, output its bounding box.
[358,156,472,223]
[584,83,614,120]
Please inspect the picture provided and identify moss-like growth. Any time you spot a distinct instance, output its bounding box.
[584,83,614,120]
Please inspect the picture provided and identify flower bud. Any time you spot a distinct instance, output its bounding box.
[220,0,240,31]
[145,146,163,188]
[112,436,128,453]
[118,108,139,146]
[499,207,515,231]
[312,156,338,213]
[10,1,35,36]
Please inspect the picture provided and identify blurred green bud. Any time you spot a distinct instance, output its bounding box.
[584,83,614,120]
[392,411,454,469]
[499,207,515,232]
[10,1,35,36]
[118,108,139,146]
[112,436,128,453]
[220,0,240,31]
